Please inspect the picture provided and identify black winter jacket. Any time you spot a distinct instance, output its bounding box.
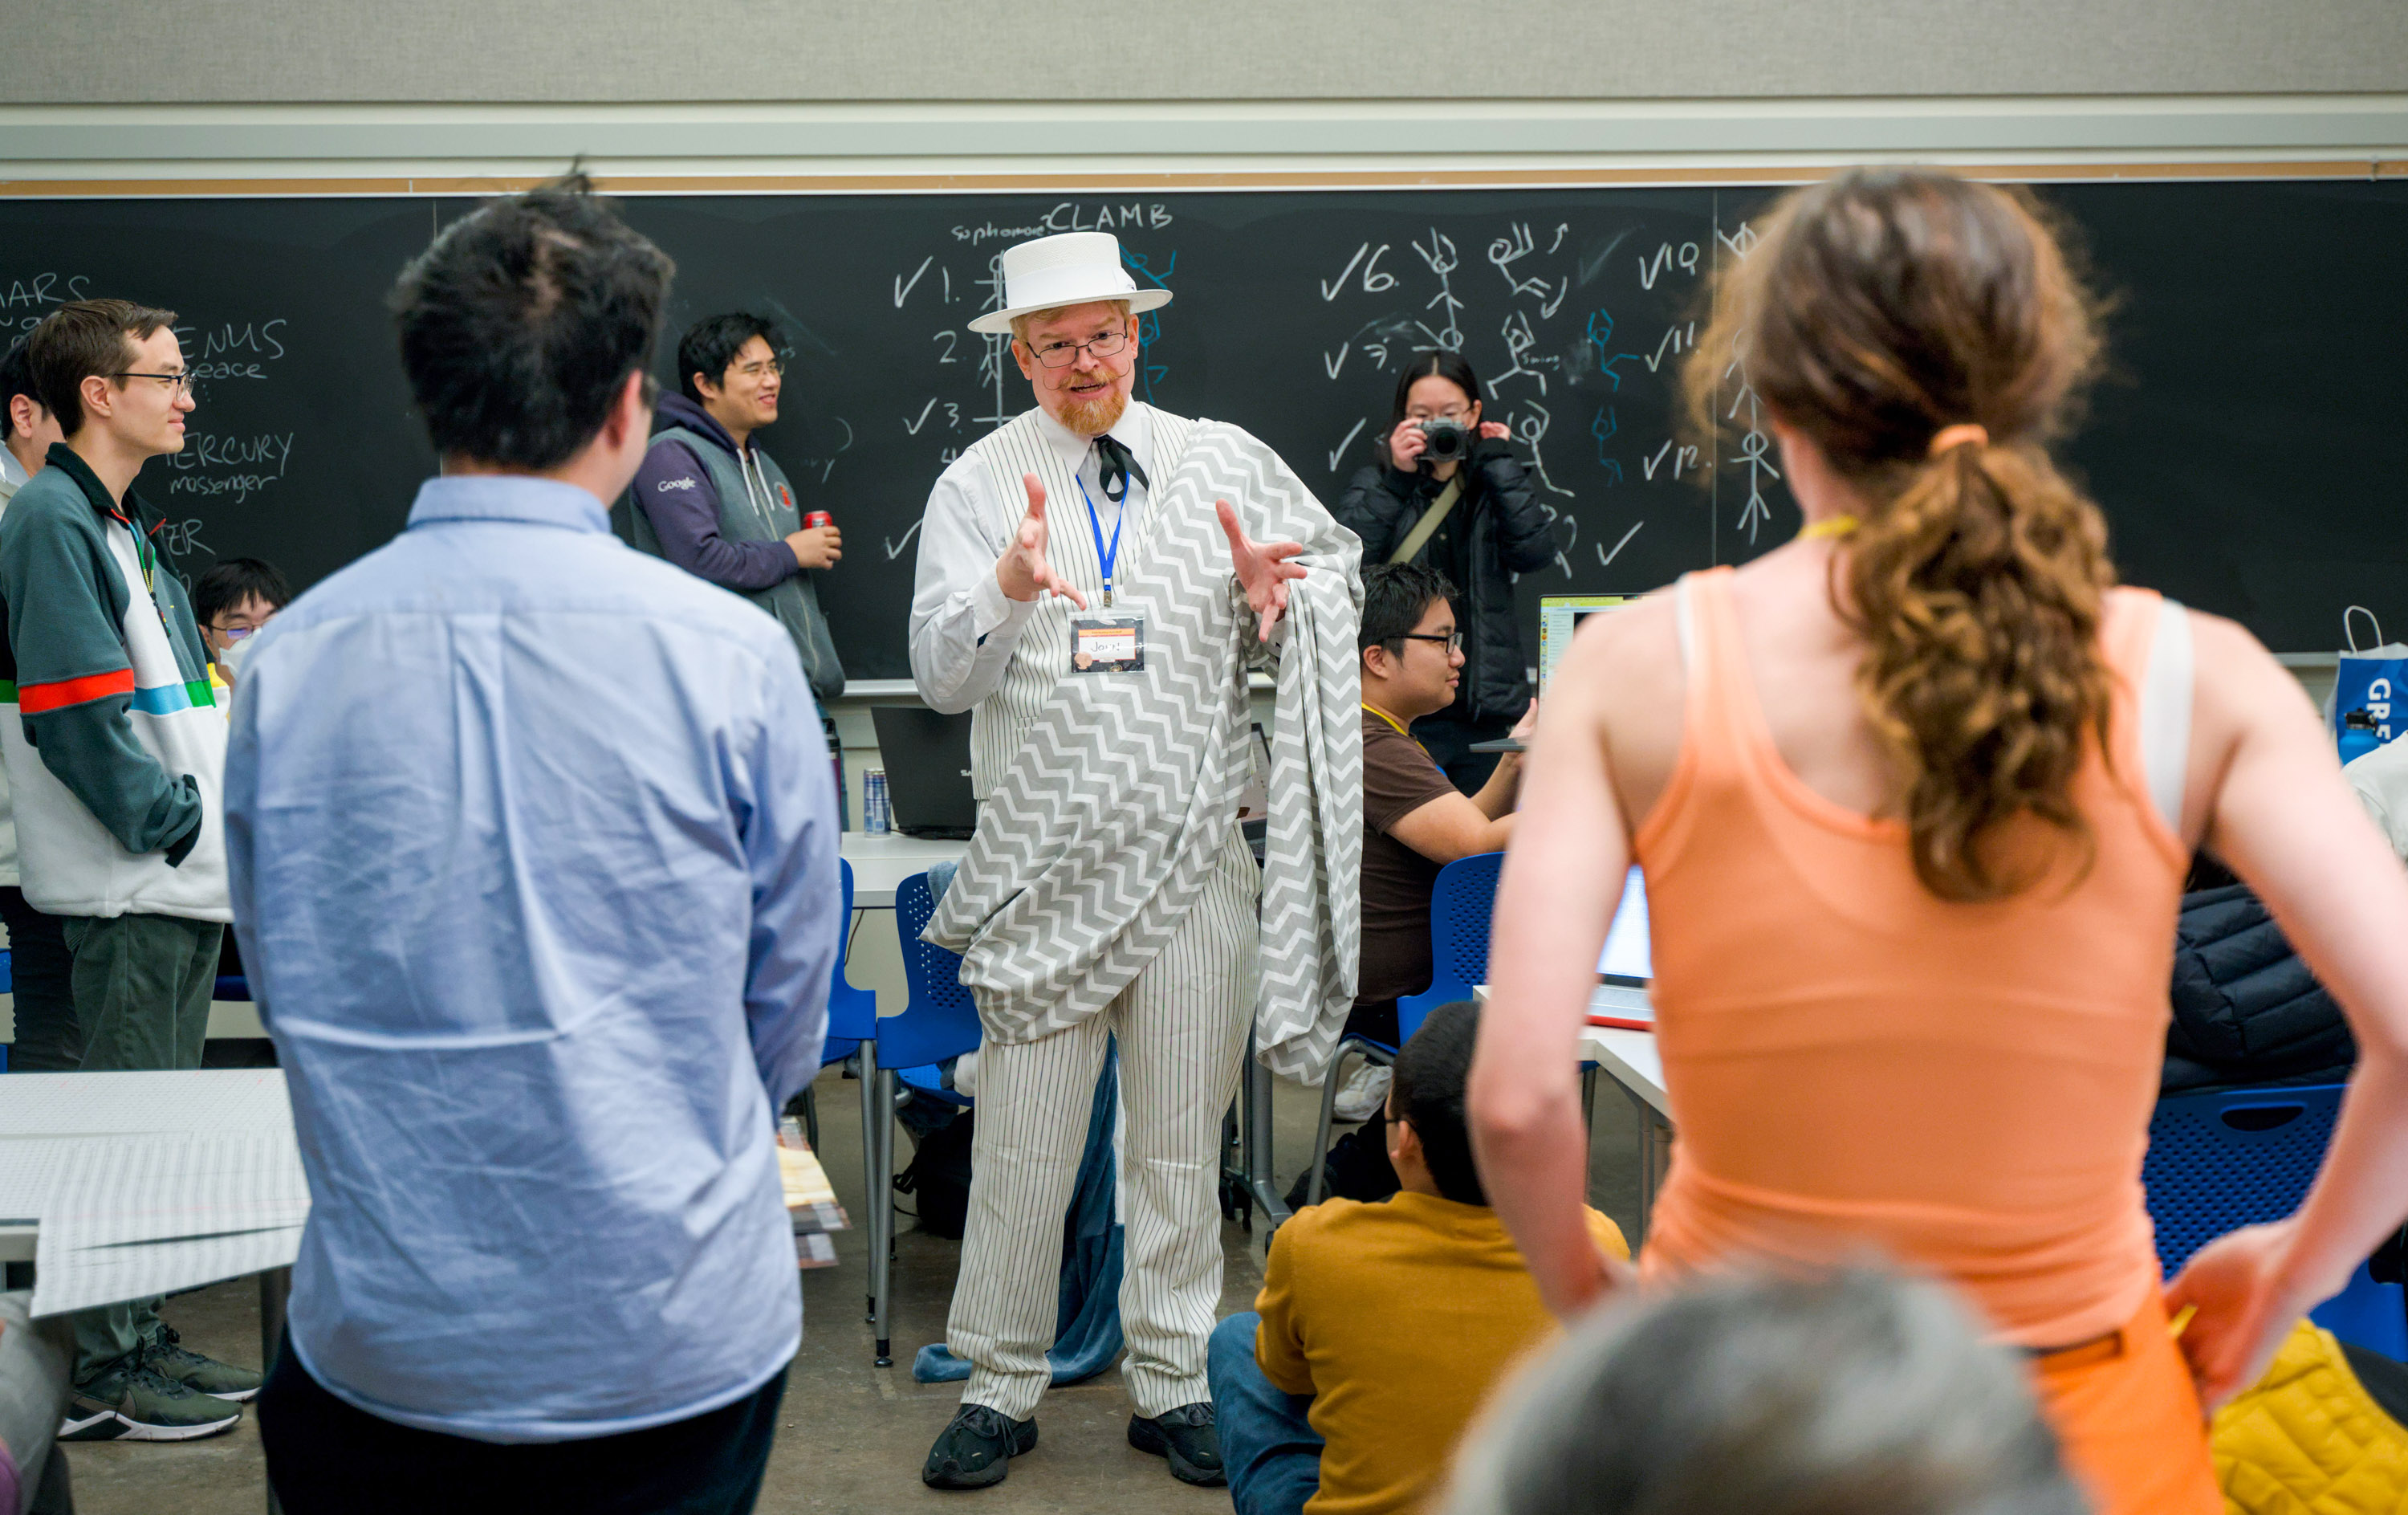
[1336,438,1556,726]
[2163,884,2355,1094]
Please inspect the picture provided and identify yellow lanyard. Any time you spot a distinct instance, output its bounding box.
[1798,514,1860,541]
[1361,703,1412,739]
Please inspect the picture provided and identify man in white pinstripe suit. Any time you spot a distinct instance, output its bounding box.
[908,231,1357,1491]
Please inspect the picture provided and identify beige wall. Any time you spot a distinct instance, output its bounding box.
[2,0,2405,104]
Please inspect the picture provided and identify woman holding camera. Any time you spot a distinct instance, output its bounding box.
[1337,353,1557,788]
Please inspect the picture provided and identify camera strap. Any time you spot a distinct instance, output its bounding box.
[1388,476,1464,565]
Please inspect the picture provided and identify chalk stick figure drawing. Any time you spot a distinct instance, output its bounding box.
[1723,340,1783,544]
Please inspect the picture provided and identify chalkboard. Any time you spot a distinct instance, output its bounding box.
[1,179,2401,677]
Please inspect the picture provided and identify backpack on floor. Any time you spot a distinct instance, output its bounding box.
[895,1110,974,1240]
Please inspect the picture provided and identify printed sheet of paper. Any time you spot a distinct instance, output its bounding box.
[0,1140,70,1225]
[31,1130,311,1318]
[795,1233,838,1270]
[779,1143,849,1240]
[0,1070,291,1138]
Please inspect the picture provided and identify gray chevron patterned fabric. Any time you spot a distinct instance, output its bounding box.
[925,417,1362,1077]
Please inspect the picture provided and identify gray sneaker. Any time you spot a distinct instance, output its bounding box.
[146,1326,264,1401]
[59,1354,245,1441]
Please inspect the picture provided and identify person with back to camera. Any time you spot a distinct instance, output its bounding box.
[1210,1000,1627,1515]
[1443,1268,2087,1515]
[226,174,840,1513]
[1467,167,2408,1515]
[1336,352,1553,791]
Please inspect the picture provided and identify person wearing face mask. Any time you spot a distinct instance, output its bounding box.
[192,557,289,691]
[628,313,848,811]
[1336,353,1555,792]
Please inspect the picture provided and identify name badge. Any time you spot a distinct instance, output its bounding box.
[1070,614,1145,674]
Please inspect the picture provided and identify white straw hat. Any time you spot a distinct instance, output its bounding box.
[966,230,1172,336]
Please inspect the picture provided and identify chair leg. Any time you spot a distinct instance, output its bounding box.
[1306,1051,1348,1208]
[860,1042,881,1327]
[872,1066,898,1369]
[800,1085,821,1151]
[1244,1049,1290,1239]
[1582,1065,1598,1134]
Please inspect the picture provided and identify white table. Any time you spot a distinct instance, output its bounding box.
[0,1070,295,1510]
[840,832,970,908]
[1578,1018,1673,1236]
[1479,984,1676,1240]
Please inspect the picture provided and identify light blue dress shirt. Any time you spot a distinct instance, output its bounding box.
[224,474,839,1443]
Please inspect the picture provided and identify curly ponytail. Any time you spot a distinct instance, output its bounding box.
[1683,169,2117,902]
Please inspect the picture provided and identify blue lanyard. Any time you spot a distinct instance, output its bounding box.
[1076,474,1124,608]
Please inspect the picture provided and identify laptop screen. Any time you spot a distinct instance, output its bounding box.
[1537,596,1629,700]
[1596,866,1651,982]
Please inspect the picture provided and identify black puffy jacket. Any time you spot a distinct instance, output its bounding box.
[1336,438,1557,726]
[2163,884,2355,1094]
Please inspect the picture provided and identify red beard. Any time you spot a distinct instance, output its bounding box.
[1056,387,1128,438]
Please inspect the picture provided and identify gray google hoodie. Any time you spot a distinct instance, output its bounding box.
[625,392,846,703]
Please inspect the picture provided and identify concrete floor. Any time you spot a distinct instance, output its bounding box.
[62,1060,1647,1514]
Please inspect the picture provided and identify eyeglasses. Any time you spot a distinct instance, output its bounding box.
[1396,631,1464,653]
[732,359,784,380]
[1025,330,1131,369]
[113,371,195,395]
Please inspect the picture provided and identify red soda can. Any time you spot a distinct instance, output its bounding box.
[803,511,834,530]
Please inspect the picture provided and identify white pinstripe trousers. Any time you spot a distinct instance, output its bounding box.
[947,830,1259,1420]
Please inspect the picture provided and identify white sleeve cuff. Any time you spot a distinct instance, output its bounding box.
[971,572,1037,642]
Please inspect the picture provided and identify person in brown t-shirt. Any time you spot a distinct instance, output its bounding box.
[1357,563,1535,1047]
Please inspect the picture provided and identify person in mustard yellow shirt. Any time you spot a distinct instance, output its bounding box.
[1207,1001,1628,1515]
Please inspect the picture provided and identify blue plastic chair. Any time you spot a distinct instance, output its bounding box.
[799,858,880,1152]
[1305,852,1505,1206]
[860,871,984,1366]
[2142,1083,2406,1358]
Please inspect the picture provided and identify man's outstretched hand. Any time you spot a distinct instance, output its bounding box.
[996,473,1088,609]
[1216,499,1307,641]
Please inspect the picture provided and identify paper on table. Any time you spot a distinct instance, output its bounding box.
[778,1143,849,1240]
[31,1130,311,1318]
[0,1070,291,1138]
[0,1141,70,1224]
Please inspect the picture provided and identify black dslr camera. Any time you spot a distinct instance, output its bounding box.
[1416,417,1470,464]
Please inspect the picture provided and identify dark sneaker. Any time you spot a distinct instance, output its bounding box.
[921,1403,1039,1489]
[59,1355,244,1441]
[146,1326,264,1402]
[1129,1402,1226,1486]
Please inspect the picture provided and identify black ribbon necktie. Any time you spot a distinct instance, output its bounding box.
[1094,434,1149,505]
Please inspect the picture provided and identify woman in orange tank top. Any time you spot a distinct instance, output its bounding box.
[1470,169,2408,1515]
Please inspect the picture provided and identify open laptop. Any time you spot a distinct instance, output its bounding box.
[868,707,978,839]
[1590,866,1653,1028]
[1537,595,1631,701]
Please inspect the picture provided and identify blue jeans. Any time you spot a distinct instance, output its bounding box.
[1208,1313,1323,1515]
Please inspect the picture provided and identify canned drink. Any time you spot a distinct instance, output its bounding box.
[863,768,891,834]
[803,511,834,530]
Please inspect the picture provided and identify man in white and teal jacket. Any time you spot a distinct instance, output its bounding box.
[0,299,261,1441]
